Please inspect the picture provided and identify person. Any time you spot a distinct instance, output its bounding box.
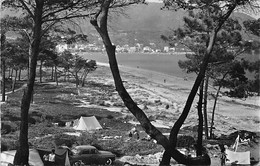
[220,146,227,166]
[48,149,56,165]
[185,147,191,157]
[129,131,133,137]
[70,121,74,127]
[43,153,49,164]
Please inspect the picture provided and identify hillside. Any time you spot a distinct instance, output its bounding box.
[1,2,258,45]
[77,3,258,46]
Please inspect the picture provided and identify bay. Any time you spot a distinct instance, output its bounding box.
[79,52,196,80]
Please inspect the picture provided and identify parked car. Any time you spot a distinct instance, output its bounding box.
[68,145,116,165]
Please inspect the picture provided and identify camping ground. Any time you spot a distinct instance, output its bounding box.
[1,65,260,165]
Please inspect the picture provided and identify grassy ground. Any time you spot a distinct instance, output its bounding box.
[1,68,165,157]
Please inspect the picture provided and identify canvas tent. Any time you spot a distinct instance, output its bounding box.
[37,147,70,166]
[73,116,102,131]
[1,149,44,166]
[225,134,251,165]
[226,149,250,165]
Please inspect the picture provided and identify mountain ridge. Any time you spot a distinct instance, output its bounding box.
[1,2,257,44]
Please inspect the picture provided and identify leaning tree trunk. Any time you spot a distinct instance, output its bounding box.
[197,79,204,156]
[90,0,226,165]
[165,3,237,164]
[13,1,43,165]
[203,73,209,139]
[91,0,237,165]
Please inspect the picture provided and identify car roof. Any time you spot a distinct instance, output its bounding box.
[74,145,97,150]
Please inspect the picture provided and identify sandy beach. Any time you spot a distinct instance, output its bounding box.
[84,62,260,165]
[96,62,260,133]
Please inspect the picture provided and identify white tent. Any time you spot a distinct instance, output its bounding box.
[226,149,250,165]
[73,116,102,131]
[1,149,44,166]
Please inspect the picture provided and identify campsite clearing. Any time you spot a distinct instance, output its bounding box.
[1,65,259,165]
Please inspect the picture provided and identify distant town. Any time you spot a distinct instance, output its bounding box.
[56,41,191,54]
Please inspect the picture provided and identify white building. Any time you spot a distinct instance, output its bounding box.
[129,47,137,53]
[163,46,169,52]
[143,46,153,53]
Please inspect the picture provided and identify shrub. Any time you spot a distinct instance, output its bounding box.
[54,134,77,147]
[1,121,18,134]
[58,121,66,127]
[1,138,17,151]
[28,117,37,124]
[107,115,114,119]
[176,135,196,148]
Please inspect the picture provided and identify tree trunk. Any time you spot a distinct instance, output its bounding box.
[81,69,89,87]
[18,68,21,81]
[1,58,6,102]
[166,4,236,162]
[13,1,43,165]
[28,44,32,80]
[197,79,204,156]
[39,60,43,83]
[1,33,6,102]
[12,69,18,92]
[51,66,54,80]
[91,0,237,165]
[210,72,228,138]
[203,74,209,139]
[55,65,58,86]
[75,73,79,87]
[10,68,13,78]
[91,0,170,159]
[91,1,210,165]
[64,71,67,82]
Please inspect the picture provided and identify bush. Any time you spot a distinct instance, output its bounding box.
[28,117,37,124]
[45,115,54,120]
[176,135,196,148]
[54,134,77,147]
[1,121,18,134]
[58,121,66,127]
[1,138,17,151]
[107,115,114,119]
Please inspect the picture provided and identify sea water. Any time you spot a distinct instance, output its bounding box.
[79,52,195,80]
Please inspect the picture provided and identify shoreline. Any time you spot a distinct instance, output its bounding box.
[95,62,260,134]
[91,63,260,165]
[97,62,195,90]
[97,61,260,107]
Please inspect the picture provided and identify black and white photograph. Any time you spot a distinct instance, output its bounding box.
[1,0,260,165]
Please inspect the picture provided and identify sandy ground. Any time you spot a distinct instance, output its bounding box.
[78,63,260,165]
[95,63,260,134]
